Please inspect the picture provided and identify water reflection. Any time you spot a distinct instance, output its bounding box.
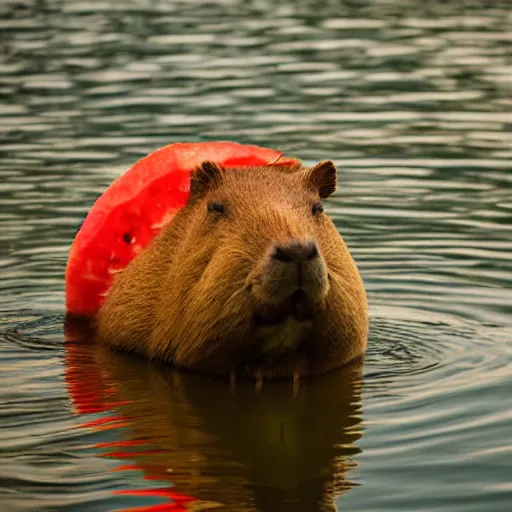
[65,318,364,512]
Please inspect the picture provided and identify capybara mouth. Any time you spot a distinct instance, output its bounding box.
[253,289,317,326]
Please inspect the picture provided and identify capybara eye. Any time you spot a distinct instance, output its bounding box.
[312,203,324,215]
[207,201,225,215]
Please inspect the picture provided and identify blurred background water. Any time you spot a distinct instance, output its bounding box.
[1,0,511,511]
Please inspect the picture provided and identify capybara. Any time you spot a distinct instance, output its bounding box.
[95,160,368,379]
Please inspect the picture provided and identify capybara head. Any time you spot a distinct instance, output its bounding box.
[189,160,334,322]
[96,160,368,380]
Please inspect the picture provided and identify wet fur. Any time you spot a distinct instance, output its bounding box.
[95,162,368,379]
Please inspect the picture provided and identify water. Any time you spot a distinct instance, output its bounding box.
[1,0,511,510]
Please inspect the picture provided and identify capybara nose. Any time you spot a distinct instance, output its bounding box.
[272,239,319,263]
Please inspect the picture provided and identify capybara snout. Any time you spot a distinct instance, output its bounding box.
[96,158,368,379]
[249,237,329,310]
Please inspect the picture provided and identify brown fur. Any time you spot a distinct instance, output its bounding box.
[95,160,368,379]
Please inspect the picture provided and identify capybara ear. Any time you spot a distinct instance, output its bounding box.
[190,161,224,199]
[305,160,337,198]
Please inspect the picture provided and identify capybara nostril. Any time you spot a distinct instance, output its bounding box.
[272,239,319,263]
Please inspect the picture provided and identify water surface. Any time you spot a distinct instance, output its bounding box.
[1,1,511,511]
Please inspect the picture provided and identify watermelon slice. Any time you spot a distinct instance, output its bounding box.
[65,142,300,317]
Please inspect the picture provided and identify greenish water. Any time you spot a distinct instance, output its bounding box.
[1,1,511,511]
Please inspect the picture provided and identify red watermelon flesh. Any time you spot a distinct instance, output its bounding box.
[65,142,300,317]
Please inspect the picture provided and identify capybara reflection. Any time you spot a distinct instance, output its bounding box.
[92,344,364,512]
[95,160,368,378]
